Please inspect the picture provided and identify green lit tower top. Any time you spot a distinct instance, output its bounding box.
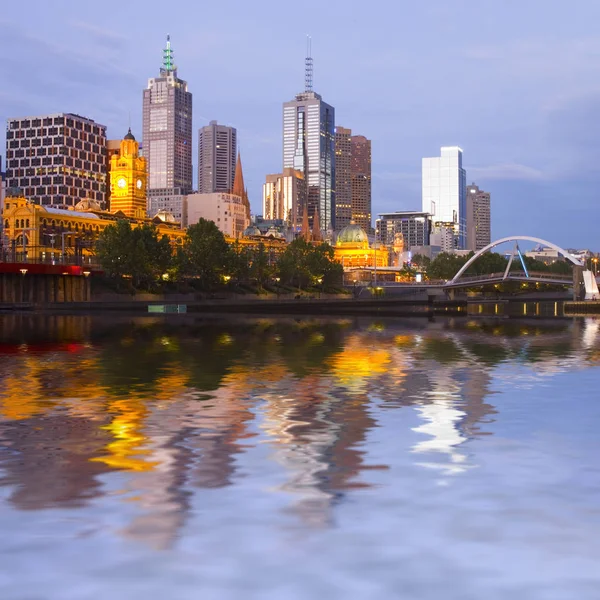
[160,34,177,76]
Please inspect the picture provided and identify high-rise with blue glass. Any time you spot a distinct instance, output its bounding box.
[282,43,335,232]
[422,146,467,249]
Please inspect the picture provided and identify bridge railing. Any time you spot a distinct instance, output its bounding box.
[450,270,573,285]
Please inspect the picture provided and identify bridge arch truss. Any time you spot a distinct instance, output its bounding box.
[449,236,583,284]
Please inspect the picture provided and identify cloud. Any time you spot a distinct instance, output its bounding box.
[69,21,127,46]
[467,164,545,182]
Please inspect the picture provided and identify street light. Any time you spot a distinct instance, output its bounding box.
[61,232,76,264]
[593,257,598,276]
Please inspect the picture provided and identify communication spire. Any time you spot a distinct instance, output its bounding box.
[305,35,313,92]
[161,34,177,75]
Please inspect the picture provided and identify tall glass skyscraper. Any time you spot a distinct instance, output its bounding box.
[422,146,467,249]
[283,50,335,231]
[143,36,192,222]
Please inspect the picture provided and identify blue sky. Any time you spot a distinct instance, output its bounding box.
[1,0,600,248]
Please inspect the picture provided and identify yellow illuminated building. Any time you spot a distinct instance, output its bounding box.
[334,221,388,269]
[109,129,147,218]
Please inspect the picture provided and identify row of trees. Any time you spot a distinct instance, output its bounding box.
[412,251,574,281]
[95,219,343,291]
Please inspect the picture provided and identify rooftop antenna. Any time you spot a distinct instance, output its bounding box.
[161,34,176,74]
[305,35,313,92]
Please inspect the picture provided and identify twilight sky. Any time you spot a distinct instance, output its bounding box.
[1,0,599,248]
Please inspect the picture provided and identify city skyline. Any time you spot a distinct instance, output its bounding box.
[1,0,599,247]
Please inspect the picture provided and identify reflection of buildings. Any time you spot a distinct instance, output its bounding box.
[1,316,597,544]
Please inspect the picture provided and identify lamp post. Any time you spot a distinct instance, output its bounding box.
[19,268,27,303]
[61,232,76,264]
[19,229,36,263]
[593,257,598,276]
[47,233,57,265]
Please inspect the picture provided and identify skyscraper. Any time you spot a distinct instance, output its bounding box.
[466,183,491,251]
[198,121,237,194]
[5,113,107,208]
[143,36,192,222]
[262,168,305,224]
[283,42,335,231]
[334,127,352,230]
[422,146,466,249]
[350,135,372,233]
[335,128,371,232]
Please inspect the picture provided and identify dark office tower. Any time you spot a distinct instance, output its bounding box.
[466,182,491,251]
[334,126,352,230]
[198,121,237,194]
[282,39,335,231]
[350,135,372,233]
[5,113,107,207]
[143,35,192,222]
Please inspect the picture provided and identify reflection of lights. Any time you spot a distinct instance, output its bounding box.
[310,332,325,345]
[217,333,234,345]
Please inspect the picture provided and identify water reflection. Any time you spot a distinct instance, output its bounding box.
[0,314,599,548]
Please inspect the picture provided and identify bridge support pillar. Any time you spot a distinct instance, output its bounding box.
[573,266,585,301]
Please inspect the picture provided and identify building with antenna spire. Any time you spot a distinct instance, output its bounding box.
[282,37,335,234]
[143,35,193,223]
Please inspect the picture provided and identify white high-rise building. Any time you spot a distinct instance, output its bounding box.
[422,146,466,249]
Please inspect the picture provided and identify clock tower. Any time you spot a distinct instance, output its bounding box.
[109,128,147,218]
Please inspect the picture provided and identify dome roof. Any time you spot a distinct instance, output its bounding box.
[243,225,262,237]
[265,226,284,239]
[153,209,176,223]
[124,128,136,141]
[336,221,369,246]
[74,198,102,212]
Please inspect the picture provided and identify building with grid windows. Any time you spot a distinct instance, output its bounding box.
[334,126,352,230]
[376,211,432,250]
[350,134,371,233]
[5,113,107,208]
[143,36,192,222]
[466,183,491,251]
[198,121,236,194]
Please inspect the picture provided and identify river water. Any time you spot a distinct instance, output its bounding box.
[1,314,599,599]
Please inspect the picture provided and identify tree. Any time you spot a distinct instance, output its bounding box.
[178,218,230,289]
[277,239,342,290]
[96,220,173,287]
[411,254,431,270]
[427,252,468,280]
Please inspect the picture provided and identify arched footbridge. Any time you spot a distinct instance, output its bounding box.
[447,236,598,298]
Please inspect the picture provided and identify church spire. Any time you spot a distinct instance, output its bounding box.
[312,207,321,241]
[232,151,245,198]
[301,203,310,240]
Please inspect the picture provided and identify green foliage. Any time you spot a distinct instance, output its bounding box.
[178,218,230,289]
[277,239,342,290]
[427,253,468,280]
[411,254,431,269]
[96,220,172,287]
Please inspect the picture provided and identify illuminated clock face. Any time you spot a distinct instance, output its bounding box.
[136,179,143,190]
[117,177,127,189]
